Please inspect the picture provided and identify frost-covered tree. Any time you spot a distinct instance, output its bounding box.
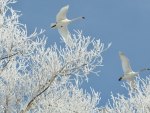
[1,1,150,113]
[0,0,111,113]
[102,77,150,113]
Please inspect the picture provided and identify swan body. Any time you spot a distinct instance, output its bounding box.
[119,71,139,81]
[118,51,150,88]
[51,19,71,29]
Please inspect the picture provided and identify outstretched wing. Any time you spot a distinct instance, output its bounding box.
[119,51,132,73]
[56,5,69,22]
[58,26,73,47]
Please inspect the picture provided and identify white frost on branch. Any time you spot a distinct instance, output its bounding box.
[1,0,150,113]
[105,77,150,113]
[0,0,110,113]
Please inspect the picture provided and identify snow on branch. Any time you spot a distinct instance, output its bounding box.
[20,30,110,112]
[2,0,150,113]
[0,0,111,113]
[105,77,150,113]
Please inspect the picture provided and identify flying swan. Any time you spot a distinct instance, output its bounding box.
[51,5,85,47]
[118,51,150,88]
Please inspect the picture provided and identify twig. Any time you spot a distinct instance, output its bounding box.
[0,51,21,75]
[0,52,19,61]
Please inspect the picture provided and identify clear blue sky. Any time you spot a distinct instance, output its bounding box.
[14,0,150,106]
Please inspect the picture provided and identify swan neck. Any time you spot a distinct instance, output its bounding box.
[71,17,83,22]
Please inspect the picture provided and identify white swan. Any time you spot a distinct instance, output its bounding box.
[118,51,150,88]
[51,5,85,47]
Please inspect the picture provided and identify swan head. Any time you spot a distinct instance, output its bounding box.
[51,23,57,29]
[82,17,85,19]
[118,77,122,81]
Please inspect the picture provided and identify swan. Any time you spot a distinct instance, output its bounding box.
[51,5,85,47]
[118,51,150,88]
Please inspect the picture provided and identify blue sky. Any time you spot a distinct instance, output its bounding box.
[14,0,150,106]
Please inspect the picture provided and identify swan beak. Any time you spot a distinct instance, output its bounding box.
[51,24,56,28]
[118,77,122,81]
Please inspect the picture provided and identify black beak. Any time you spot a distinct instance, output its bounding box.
[118,77,122,81]
[51,24,56,28]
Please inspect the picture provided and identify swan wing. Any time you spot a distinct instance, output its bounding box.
[56,5,69,22]
[119,51,132,73]
[58,26,73,47]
